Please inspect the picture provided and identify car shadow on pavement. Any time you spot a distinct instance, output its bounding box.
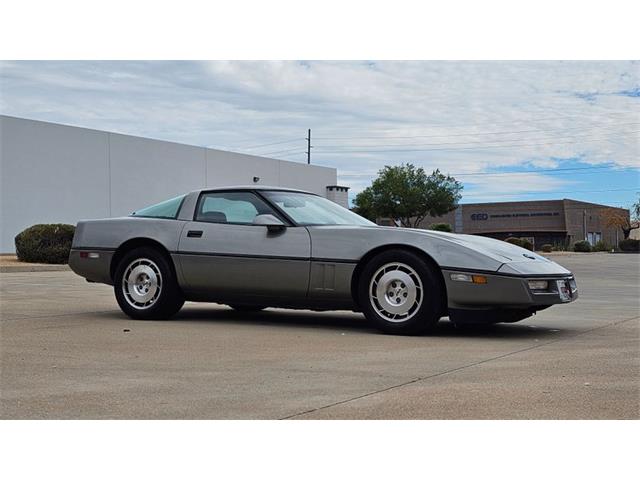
[172,306,376,334]
[132,305,565,340]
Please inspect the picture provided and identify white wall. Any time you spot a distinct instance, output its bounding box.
[0,115,337,252]
[108,133,207,216]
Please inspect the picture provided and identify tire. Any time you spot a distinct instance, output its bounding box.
[114,246,184,320]
[228,304,266,312]
[357,249,444,335]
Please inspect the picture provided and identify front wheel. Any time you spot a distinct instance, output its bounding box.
[114,247,184,320]
[358,249,444,335]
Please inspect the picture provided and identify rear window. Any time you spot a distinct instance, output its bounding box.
[131,195,185,219]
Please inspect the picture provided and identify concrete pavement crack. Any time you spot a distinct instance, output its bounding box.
[279,315,639,420]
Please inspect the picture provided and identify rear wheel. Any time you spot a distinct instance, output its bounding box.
[358,249,444,335]
[114,247,184,320]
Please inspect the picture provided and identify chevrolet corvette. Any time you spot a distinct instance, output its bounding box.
[69,186,577,334]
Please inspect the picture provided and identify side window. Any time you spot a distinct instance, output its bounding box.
[131,195,186,219]
[195,191,276,225]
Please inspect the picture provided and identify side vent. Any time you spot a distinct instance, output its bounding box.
[312,263,336,291]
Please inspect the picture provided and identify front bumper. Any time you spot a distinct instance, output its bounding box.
[443,269,578,310]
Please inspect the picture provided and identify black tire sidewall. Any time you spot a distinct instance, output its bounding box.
[358,249,443,335]
[114,247,184,320]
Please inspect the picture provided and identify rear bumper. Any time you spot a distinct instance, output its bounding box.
[443,269,578,310]
[68,248,114,285]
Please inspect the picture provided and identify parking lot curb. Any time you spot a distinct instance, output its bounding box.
[0,264,71,273]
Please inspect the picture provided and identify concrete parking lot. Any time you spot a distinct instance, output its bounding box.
[1,253,638,419]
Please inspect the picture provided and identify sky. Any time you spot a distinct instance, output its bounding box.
[1,60,638,208]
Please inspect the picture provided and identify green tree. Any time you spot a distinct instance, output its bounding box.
[352,163,463,228]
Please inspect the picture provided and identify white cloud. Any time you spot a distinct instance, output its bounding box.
[1,60,638,204]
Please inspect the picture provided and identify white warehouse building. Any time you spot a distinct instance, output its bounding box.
[0,115,347,253]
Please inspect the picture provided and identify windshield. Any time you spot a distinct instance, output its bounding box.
[263,191,375,226]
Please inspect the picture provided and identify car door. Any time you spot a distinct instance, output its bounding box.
[176,190,311,298]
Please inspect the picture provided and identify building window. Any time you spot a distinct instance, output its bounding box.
[587,232,602,246]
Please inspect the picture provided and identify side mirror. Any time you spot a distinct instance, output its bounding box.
[253,214,286,233]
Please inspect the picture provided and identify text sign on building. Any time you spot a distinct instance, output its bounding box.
[471,211,560,220]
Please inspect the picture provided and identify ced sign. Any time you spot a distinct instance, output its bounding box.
[471,213,489,221]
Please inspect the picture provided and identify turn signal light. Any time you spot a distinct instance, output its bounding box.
[450,273,487,284]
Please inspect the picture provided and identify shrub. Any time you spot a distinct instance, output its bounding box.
[619,238,640,252]
[428,223,452,232]
[14,224,75,264]
[504,237,533,251]
[541,244,553,253]
[519,239,533,251]
[593,240,609,252]
[573,240,592,252]
[505,237,523,247]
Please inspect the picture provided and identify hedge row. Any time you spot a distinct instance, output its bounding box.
[14,224,75,264]
[619,238,640,252]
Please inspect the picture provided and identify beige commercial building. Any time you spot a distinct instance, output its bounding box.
[413,199,630,249]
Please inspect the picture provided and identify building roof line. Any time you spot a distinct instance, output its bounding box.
[459,198,628,209]
[0,114,335,171]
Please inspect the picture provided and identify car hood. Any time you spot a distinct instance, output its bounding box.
[406,229,528,261]
[391,227,572,276]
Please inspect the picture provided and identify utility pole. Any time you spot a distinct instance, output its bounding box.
[306,129,312,164]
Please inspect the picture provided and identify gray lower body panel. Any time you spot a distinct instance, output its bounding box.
[175,254,310,297]
[68,249,114,285]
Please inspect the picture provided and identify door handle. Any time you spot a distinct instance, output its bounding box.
[187,230,203,238]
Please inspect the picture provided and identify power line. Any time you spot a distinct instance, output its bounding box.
[277,151,307,158]
[456,166,639,177]
[259,146,305,156]
[338,165,639,178]
[313,111,635,139]
[463,187,637,198]
[227,114,638,152]
[315,129,639,150]
[237,138,302,150]
[452,203,633,210]
[227,110,638,153]
[313,132,640,154]
[314,121,640,141]
[275,150,307,157]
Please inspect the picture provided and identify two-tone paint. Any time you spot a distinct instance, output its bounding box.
[69,186,578,318]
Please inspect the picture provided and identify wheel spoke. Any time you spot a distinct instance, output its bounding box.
[369,261,424,323]
[121,258,162,310]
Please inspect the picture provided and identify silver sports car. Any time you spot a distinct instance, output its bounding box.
[69,186,578,334]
